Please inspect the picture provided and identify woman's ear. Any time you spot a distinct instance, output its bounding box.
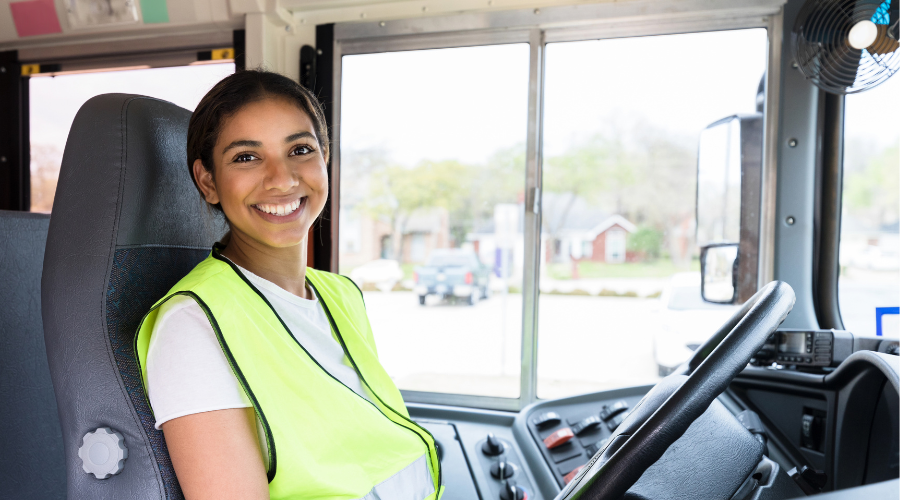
[192,159,220,205]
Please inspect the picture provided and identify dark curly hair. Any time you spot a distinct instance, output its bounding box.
[187,69,330,212]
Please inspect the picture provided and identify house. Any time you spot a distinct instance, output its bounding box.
[581,215,637,263]
[539,193,637,264]
[339,206,450,268]
[464,196,641,274]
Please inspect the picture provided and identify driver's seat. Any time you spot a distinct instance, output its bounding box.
[42,94,226,499]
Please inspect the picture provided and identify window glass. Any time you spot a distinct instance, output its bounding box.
[339,45,530,398]
[537,29,768,399]
[840,76,900,338]
[29,63,235,212]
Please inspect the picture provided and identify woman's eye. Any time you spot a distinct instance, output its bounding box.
[291,144,315,156]
[234,153,257,162]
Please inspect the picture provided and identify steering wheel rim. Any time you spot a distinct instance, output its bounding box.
[557,280,795,500]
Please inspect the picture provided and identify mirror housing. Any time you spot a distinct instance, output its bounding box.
[695,114,762,304]
[700,243,738,304]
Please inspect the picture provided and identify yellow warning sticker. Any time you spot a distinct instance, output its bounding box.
[211,48,235,60]
[21,64,40,76]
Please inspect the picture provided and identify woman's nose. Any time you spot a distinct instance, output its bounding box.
[263,157,299,192]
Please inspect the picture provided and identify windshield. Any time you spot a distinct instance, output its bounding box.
[839,73,899,337]
[336,28,767,404]
[339,44,529,399]
[536,29,767,398]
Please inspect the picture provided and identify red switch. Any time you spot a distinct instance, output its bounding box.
[564,465,585,484]
[543,428,574,449]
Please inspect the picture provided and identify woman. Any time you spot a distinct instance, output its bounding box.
[134,70,442,500]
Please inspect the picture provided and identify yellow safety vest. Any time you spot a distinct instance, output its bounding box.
[135,245,443,499]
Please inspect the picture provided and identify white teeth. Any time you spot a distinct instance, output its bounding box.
[255,198,303,216]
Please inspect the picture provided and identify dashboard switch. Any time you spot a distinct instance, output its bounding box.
[483,433,504,456]
[563,465,585,485]
[585,438,608,456]
[543,428,574,449]
[571,415,602,435]
[532,411,561,428]
[606,411,631,432]
[599,400,629,421]
[491,460,514,479]
[499,480,526,500]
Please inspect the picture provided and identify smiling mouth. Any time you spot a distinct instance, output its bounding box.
[252,197,305,216]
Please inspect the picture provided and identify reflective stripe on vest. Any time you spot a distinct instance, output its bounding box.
[135,246,442,500]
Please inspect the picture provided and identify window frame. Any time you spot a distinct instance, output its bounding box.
[329,2,783,411]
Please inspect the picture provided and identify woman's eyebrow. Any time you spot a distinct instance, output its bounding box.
[222,139,261,154]
[284,131,315,143]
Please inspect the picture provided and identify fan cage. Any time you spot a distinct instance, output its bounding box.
[793,0,899,95]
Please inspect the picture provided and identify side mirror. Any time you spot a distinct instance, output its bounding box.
[700,243,738,304]
[696,114,763,304]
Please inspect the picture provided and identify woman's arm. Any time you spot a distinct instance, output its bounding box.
[163,407,269,500]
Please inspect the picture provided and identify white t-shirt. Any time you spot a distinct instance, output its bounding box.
[146,264,372,462]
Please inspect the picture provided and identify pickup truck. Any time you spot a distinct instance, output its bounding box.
[413,249,491,305]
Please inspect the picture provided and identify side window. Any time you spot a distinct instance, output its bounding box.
[29,63,235,212]
[338,45,530,398]
[536,29,769,399]
[839,76,900,337]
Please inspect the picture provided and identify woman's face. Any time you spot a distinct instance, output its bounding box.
[194,97,328,251]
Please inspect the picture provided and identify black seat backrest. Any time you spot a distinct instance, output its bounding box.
[42,94,226,499]
[0,210,65,500]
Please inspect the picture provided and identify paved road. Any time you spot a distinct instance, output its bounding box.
[363,291,663,400]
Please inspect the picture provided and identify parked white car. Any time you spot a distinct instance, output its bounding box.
[849,245,900,272]
[652,272,741,376]
[348,259,404,292]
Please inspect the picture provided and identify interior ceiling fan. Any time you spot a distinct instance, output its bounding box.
[793,0,900,94]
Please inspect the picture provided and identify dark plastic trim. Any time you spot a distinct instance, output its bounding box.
[233,29,246,71]
[312,23,336,272]
[812,92,844,330]
[0,50,30,211]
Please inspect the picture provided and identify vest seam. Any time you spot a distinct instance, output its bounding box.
[306,279,443,493]
[209,248,374,403]
[338,272,366,307]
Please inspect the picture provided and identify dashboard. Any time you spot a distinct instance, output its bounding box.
[412,385,651,500]
[409,338,900,500]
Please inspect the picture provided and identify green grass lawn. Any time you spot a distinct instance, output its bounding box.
[545,259,699,279]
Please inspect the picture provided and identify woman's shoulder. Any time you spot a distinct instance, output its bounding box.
[167,254,235,293]
[306,268,363,298]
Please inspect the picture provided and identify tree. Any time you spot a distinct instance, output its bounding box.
[627,226,664,260]
[542,134,637,261]
[360,160,471,260]
[541,120,696,265]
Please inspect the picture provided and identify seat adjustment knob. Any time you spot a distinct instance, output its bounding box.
[78,427,128,479]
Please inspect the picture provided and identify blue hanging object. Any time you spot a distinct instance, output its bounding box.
[871,0,891,24]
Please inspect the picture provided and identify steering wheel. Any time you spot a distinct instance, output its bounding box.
[556,280,795,500]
